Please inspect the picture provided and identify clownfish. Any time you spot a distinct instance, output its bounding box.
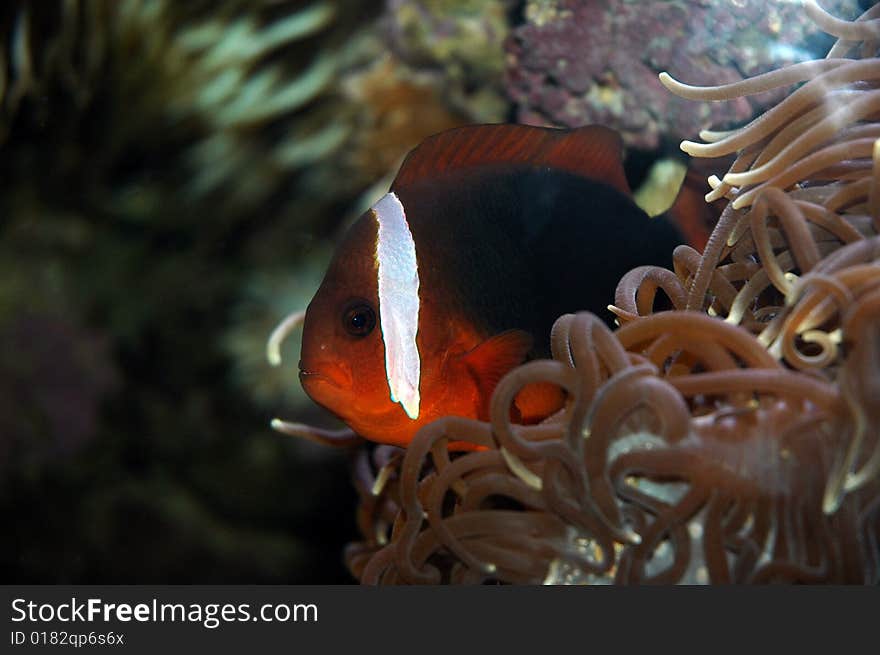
[298,124,687,447]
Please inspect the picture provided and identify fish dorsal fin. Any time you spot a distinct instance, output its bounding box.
[392,124,631,195]
[460,329,533,418]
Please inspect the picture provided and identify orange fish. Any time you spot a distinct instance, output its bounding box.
[298,124,687,447]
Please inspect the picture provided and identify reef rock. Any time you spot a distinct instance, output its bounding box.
[385,0,515,122]
[506,0,861,149]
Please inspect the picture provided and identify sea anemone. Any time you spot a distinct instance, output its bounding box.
[341,0,880,584]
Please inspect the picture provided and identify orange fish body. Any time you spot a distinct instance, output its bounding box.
[299,124,686,447]
[299,207,544,447]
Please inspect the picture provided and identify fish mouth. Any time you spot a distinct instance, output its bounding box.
[298,360,355,422]
[298,360,350,389]
[298,370,326,385]
[298,368,337,388]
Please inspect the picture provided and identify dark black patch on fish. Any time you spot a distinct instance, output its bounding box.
[395,164,683,355]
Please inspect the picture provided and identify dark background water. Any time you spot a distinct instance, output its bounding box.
[0,0,390,584]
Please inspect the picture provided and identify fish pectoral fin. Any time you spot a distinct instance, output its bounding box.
[461,329,533,418]
[514,382,566,424]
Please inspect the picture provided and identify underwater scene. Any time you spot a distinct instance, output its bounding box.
[2,0,879,585]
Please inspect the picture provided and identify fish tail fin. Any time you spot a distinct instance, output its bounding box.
[666,165,726,253]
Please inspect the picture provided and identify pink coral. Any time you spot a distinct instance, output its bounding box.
[505,0,860,149]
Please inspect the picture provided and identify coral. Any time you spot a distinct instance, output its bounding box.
[340,52,469,187]
[345,1,880,584]
[505,0,862,149]
[0,0,404,231]
[385,0,515,122]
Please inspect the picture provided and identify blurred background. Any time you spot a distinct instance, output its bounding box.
[1,0,868,583]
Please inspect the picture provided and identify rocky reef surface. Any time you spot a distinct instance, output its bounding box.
[506,0,862,148]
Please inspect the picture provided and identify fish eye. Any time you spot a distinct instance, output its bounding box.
[342,301,376,337]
